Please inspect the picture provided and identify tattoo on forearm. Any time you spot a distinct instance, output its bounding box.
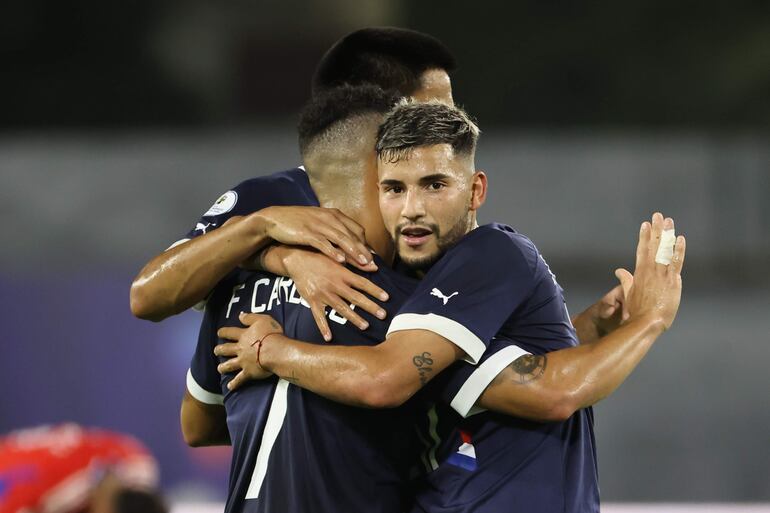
[507,354,547,385]
[412,352,434,386]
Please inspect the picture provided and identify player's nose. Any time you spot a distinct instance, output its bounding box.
[401,189,426,220]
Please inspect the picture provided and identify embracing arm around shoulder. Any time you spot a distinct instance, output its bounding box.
[131,215,270,321]
[130,206,371,322]
[257,329,465,409]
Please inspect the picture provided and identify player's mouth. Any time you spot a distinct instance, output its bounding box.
[400,226,434,247]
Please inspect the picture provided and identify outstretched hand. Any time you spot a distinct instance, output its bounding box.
[615,212,686,331]
[214,313,283,391]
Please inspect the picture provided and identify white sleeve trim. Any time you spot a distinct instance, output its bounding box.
[387,313,487,364]
[166,238,190,251]
[186,369,224,405]
[449,344,531,418]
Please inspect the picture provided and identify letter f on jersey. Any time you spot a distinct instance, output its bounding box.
[430,288,459,305]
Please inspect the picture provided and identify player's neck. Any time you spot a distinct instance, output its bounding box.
[310,177,394,263]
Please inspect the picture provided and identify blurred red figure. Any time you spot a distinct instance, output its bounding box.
[0,424,164,513]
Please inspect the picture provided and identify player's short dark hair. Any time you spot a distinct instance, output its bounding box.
[298,83,403,155]
[311,27,457,96]
[112,488,167,513]
[376,101,480,163]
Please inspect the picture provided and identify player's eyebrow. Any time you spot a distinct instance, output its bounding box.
[418,173,452,185]
[379,179,405,187]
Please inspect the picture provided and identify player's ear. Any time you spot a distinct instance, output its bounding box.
[469,171,487,211]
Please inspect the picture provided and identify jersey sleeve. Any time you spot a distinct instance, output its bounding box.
[436,337,531,418]
[187,307,225,405]
[387,226,539,364]
[169,179,256,250]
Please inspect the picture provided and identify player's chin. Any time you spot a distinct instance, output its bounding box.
[399,243,441,270]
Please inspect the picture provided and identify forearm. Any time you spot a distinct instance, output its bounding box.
[259,331,461,409]
[130,214,270,321]
[571,307,602,345]
[180,391,231,447]
[259,335,403,408]
[479,315,665,421]
[255,244,292,276]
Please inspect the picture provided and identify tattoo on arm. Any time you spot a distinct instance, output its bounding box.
[412,352,434,386]
[491,354,547,386]
[509,354,547,384]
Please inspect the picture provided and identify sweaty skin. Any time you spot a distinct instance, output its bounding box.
[213,138,685,424]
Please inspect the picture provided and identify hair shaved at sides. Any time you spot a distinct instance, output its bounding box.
[376,101,480,164]
[312,27,456,96]
[298,84,402,159]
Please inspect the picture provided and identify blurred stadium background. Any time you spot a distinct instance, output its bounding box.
[1,0,768,510]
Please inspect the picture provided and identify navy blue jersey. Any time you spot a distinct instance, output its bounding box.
[170,167,317,248]
[188,260,425,513]
[401,224,599,513]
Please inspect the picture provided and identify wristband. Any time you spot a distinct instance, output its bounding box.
[253,332,282,369]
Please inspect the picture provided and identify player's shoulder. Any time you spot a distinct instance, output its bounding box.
[228,166,310,200]
[202,166,315,218]
[455,223,540,271]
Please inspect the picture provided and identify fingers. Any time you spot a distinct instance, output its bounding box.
[308,236,347,263]
[648,212,665,266]
[670,235,686,275]
[227,371,247,391]
[635,221,651,271]
[217,357,241,375]
[317,214,371,266]
[653,216,675,271]
[600,303,618,319]
[238,312,267,326]
[214,342,238,357]
[335,214,368,251]
[319,225,370,266]
[615,268,634,299]
[339,286,386,321]
[331,210,371,265]
[328,297,368,331]
[344,254,378,272]
[310,304,332,342]
[217,326,245,341]
[349,274,389,302]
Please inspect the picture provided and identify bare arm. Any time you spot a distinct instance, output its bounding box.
[130,206,372,322]
[131,215,270,321]
[216,313,661,420]
[478,315,664,422]
[215,316,465,409]
[479,212,685,421]
[180,390,230,447]
[216,213,685,424]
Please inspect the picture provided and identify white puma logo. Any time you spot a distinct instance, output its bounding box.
[196,222,213,234]
[431,288,459,305]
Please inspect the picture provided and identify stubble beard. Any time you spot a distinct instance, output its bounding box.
[396,212,473,272]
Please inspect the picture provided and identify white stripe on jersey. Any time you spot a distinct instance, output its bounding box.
[245,379,290,499]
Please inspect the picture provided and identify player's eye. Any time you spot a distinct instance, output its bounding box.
[387,186,403,194]
[428,182,445,191]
